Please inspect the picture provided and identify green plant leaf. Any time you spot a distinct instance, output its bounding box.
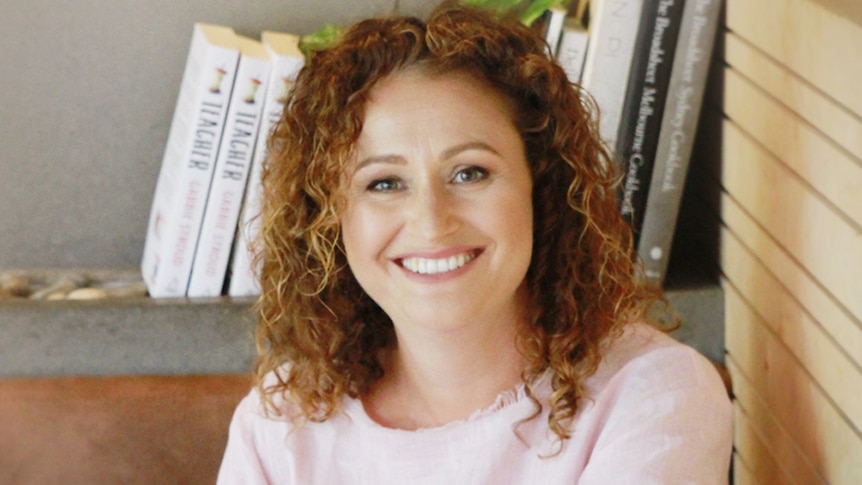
[298,23,343,59]
[462,0,524,12]
[520,0,562,25]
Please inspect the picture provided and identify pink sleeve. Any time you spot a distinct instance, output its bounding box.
[216,391,274,485]
[578,346,733,484]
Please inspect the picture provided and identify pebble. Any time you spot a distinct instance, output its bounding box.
[67,287,108,300]
[0,270,148,301]
[0,273,30,297]
[29,276,81,300]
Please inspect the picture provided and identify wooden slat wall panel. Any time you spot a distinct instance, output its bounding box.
[722,32,862,160]
[691,130,862,370]
[724,288,862,484]
[725,0,862,118]
[719,214,862,431]
[717,195,862,371]
[699,0,862,482]
[687,176,859,482]
[720,66,862,227]
[715,119,862,322]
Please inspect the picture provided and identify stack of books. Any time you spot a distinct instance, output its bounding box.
[140,23,304,298]
[543,0,722,286]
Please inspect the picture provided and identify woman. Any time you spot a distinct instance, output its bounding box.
[218,2,732,483]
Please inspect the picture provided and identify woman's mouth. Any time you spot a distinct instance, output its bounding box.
[399,250,479,275]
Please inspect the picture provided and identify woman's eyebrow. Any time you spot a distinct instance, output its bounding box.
[354,141,501,172]
[441,141,501,160]
[353,154,406,172]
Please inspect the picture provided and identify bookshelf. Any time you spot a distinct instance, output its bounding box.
[0,264,723,378]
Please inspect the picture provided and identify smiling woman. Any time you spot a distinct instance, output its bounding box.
[216,1,732,483]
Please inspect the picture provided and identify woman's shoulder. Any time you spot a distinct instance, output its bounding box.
[569,323,734,482]
[587,322,728,400]
[230,367,304,425]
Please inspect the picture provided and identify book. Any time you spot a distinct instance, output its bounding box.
[580,0,647,148]
[141,23,240,298]
[614,0,685,238]
[556,15,590,84]
[536,6,568,57]
[227,31,305,298]
[636,0,721,286]
[186,36,272,298]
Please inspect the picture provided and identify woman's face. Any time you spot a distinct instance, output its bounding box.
[340,68,533,333]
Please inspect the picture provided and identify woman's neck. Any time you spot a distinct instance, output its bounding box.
[363,310,527,430]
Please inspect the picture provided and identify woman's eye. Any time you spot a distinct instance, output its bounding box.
[453,166,488,184]
[367,178,403,192]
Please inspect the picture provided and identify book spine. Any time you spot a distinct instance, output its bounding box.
[636,0,722,285]
[556,20,590,84]
[187,38,271,298]
[615,0,685,238]
[141,24,239,298]
[580,0,647,148]
[228,34,304,297]
[541,7,568,57]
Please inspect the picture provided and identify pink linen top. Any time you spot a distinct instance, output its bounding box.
[217,323,733,484]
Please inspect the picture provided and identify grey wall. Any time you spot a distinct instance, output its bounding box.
[0,0,435,270]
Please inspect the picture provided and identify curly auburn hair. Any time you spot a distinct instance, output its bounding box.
[253,1,665,442]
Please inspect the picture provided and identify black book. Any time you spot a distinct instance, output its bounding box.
[614,0,685,242]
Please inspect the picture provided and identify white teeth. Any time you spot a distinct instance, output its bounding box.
[402,252,475,274]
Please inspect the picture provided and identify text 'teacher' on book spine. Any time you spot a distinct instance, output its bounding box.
[187,36,273,298]
[141,23,239,298]
[227,31,305,298]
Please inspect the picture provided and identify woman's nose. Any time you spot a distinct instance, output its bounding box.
[404,181,459,241]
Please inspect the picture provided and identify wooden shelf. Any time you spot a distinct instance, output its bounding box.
[0,282,722,377]
[0,296,256,378]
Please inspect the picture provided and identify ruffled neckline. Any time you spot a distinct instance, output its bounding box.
[345,371,550,434]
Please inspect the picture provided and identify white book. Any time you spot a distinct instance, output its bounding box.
[539,7,568,58]
[228,31,305,298]
[556,17,590,84]
[580,0,646,149]
[187,36,272,298]
[141,23,239,298]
